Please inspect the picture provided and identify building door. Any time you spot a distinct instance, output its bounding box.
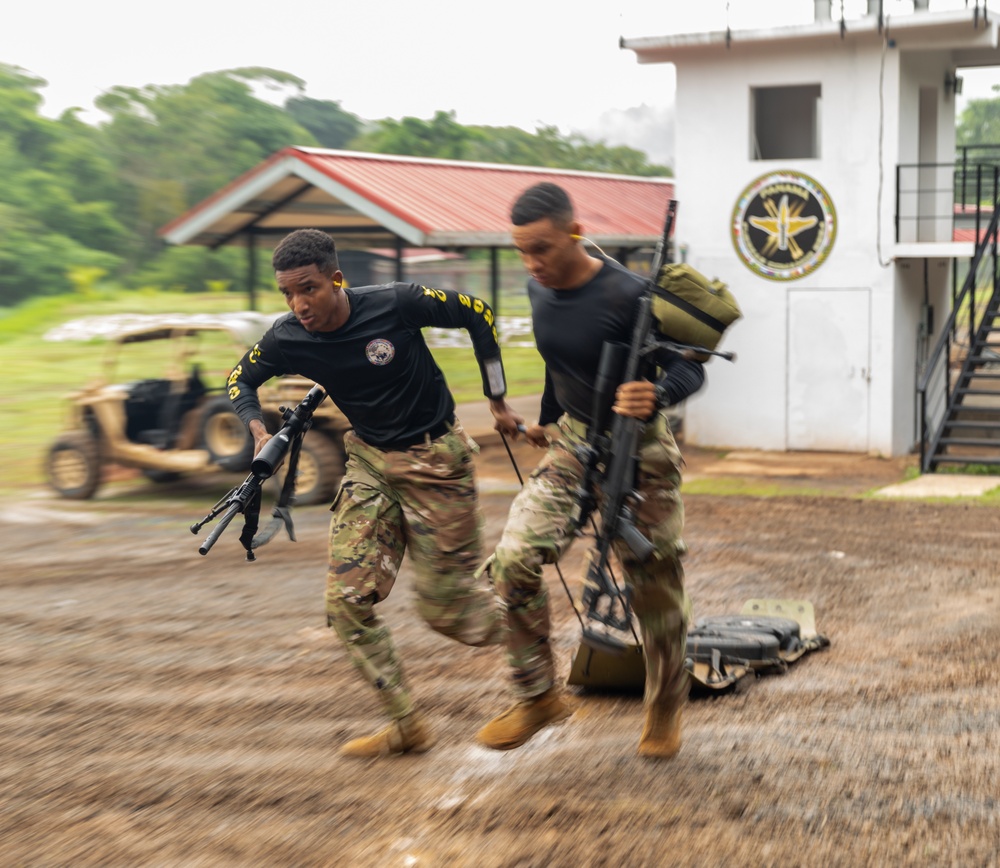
[787,289,871,451]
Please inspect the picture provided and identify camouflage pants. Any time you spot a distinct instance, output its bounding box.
[324,422,503,720]
[491,411,691,709]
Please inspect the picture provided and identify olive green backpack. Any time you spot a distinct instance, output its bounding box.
[651,263,742,359]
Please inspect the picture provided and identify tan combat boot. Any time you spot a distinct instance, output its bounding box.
[476,687,574,750]
[637,703,682,760]
[340,711,434,758]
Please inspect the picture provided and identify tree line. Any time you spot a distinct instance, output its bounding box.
[0,64,670,307]
[4,62,997,310]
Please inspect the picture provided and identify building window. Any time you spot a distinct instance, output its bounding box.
[751,84,821,160]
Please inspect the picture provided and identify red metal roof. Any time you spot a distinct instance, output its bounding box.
[160,147,675,250]
[953,227,989,243]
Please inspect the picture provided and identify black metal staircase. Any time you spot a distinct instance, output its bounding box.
[918,201,1000,472]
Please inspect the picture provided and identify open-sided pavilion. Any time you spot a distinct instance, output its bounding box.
[159,147,675,310]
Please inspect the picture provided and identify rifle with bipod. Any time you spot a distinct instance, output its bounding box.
[190,385,326,560]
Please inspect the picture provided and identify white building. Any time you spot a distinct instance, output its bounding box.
[623,3,1000,460]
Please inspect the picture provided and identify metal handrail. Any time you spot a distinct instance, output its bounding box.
[958,145,1000,204]
[916,203,1000,471]
[895,161,1000,243]
[917,207,1000,393]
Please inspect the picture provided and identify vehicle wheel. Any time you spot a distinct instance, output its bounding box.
[46,432,101,500]
[273,431,346,506]
[200,396,254,472]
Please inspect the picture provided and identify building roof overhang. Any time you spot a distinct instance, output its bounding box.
[622,9,1000,66]
[160,147,676,251]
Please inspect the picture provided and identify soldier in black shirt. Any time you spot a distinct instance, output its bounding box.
[476,184,704,758]
[229,229,522,758]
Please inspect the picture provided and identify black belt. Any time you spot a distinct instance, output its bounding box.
[378,415,454,452]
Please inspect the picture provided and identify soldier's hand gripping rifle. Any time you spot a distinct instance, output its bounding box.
[190,385,327,560]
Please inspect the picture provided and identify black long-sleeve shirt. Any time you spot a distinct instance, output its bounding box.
[529,257,705,427]
[228,282,506,448]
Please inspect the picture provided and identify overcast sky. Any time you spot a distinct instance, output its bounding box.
[2,0,999,166]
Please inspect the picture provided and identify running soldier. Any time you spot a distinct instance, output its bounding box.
[476,183,705,758]
[228,228,523,757]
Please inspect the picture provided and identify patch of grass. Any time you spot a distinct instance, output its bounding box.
[873,493,1000,505]
[935,462,1000,476]
[680,477,836,498]
[430,344,544,403]
[977,485,1000,503]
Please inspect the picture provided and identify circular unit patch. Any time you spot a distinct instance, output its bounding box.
[732,171,836,281]
[365,338,395,366]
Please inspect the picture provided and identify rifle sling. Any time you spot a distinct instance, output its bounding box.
[276,432,303,509]
[249,430,304,550]
[238,486,262,554]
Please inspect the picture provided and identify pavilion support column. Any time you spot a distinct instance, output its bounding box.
[246,233,258,311]
[395,236,405,282]
[490,247,500,316]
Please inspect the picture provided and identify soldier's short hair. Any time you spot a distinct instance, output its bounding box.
[272,229,340,275]
[511,182,574,228]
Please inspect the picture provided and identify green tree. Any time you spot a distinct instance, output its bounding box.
[567,137,669,177]
[0,102,129,256]
[349,110,483,159]
[0,64,60,161]
[7,169,128,253]
[350,113,670,175]
[957,86,1000,152]
[50,110,128,211]
[462,124,564,166]
[126,245,270,297]
[285,95,362,149]
[0,59,670,308]
[0,203,121,306]
[469,124,669,175]
[0,65,128,302]
[96,68,319,266]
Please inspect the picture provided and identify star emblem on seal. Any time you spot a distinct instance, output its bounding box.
[732,170,836,281]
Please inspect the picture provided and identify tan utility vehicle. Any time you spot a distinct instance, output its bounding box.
[44,313,350,505]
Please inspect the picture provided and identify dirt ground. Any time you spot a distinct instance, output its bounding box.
[2,438,999,867]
